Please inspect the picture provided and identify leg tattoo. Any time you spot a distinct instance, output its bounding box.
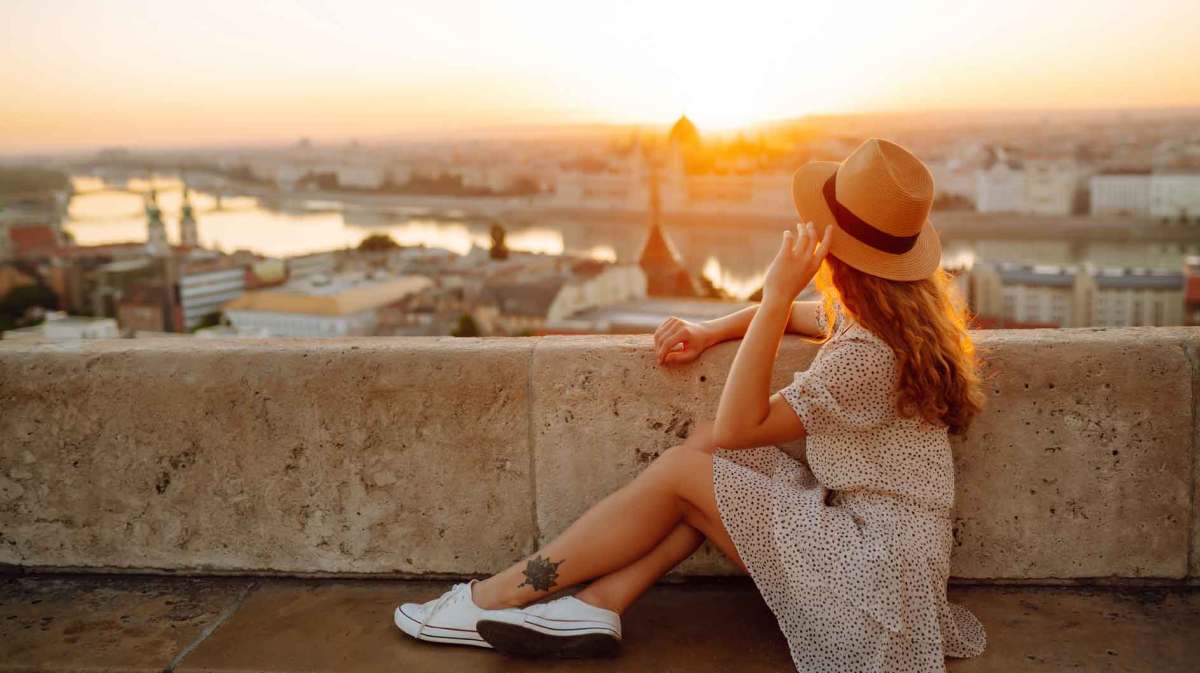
[517,555,564,592]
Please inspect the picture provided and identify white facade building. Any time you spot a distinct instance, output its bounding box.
[551,168,792,218]
[975,162,1027,213]
[552,172,648,212]
[1090,173,1152,215]
[1024,159,1080,216]
[286,252,337,281]
[976,155,1081,216]
[1150,173,1200,220]
[1087,267,1185,327]
[980,263,1078,326]
[178,264,247,330]
[663,173,793,218]
[336,165,388,190]
[970,261,1185,327]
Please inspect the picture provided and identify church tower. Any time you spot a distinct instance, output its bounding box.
[179,185,199,248]
[638,166,700,297]
[144,188,168,256]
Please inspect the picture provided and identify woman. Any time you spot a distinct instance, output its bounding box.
[394,138,988,672]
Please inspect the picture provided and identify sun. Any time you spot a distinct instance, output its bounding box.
[680,95,775,133]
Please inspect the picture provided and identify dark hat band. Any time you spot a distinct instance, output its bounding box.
[822,173,920,255]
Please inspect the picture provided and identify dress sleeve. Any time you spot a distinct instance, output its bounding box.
[813,301,829,334]
[778,335,896,435]
[813,298,845,336]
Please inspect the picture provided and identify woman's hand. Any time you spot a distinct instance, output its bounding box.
[654,316,715,366]
[761,221,832,304]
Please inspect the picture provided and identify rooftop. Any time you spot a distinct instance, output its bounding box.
[223,273,432,316]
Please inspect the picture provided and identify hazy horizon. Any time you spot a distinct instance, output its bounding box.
[4,0,1199,155]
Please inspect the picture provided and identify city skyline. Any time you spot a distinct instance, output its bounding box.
[3,0,1200,154]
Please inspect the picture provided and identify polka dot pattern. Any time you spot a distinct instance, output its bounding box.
[712,299,987,672]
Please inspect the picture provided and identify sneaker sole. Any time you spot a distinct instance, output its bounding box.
[477,619,620,659]
[394,606,491,649]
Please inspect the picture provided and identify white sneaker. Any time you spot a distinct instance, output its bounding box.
[476,594,622,658]
[393,580,492,649]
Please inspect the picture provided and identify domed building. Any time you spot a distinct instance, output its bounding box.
[667,114,700,149]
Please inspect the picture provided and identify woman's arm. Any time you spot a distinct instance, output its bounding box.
[653,299,823,366]
[702,299,824,344]
[712,223,831,449]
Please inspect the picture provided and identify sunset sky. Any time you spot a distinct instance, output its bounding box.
[2,0,1198,153]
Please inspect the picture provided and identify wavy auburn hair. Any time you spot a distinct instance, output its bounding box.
[813,254,985,435]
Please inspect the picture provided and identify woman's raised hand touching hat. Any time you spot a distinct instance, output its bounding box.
[762,221,832,303]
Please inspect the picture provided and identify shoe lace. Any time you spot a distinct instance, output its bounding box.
[416,583,467,640]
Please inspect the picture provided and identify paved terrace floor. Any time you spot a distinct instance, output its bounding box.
[1,575,1197,673]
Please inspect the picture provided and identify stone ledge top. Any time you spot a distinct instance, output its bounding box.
[0,326,1195,355]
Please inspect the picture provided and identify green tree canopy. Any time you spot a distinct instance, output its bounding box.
[358,233,400,252]
[451,313,480,337]
[0,167,70,196]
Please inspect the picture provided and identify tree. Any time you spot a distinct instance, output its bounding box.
[192,310,222,331]
[0,167,70,196]
[489,224,509,260]
[0,283,58,333]
[505,176,540,196]
[358,233,400,252]
[0,284,58,323]
[451,313,480,337]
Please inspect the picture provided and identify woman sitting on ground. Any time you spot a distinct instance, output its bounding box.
[394,138,988,673]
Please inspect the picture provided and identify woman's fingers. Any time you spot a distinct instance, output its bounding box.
[655,333,673,363]
[653,316,678,351]
[779,229,794,258]
[663,348,697,365]
[656,325,685,363]
[661,340,694,366]
[806,223,833,274]
[816,223,832,258]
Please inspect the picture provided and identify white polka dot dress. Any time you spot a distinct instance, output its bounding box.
[712,300,987,672]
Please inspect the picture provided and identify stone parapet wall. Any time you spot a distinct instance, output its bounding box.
[0,328,1196,583]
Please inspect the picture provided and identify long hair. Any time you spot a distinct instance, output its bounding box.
[812,254,985,435]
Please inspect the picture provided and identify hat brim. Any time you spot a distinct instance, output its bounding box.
[791,161,941,282]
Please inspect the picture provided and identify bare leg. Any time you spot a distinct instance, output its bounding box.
[573,523,704,614]
[471,441,743,610]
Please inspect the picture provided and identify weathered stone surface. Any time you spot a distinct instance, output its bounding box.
[946,585,1200,672]
[951,328,1194,579]
[9,574,1195,673]
[1186,334,1200,579]
[0,338,535,575]
[0,575,250,673]
[1,328,1197,580]
[530,334,818,575]
[176,578,793,673]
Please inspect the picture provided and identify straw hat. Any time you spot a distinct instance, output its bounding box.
[791,138,941,281]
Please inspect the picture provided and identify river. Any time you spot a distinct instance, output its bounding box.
[64,175,782,298]
[63,175,1197,300]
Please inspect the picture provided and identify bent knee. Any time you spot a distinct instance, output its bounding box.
[646,443,711,482]
[680,419,720,454]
